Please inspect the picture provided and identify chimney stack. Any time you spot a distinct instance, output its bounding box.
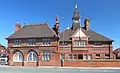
[84,17,90,31]
[53,16,60,36]
[15,21,21,32]
[55,15,59,29]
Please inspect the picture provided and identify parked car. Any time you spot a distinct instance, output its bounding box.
[0,54,8,65]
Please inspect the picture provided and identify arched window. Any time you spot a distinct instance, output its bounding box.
[13,51,23,62]
[27,51,38,62]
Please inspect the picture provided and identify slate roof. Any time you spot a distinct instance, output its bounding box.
[114,48,120,53]
[86,29,113,41]
[60,29,74,41]
[7,23,57,39]
[60,27,113,42]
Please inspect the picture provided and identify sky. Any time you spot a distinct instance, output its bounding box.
[0,0,120,49]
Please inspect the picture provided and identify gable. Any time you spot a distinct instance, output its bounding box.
[72,28,87,37]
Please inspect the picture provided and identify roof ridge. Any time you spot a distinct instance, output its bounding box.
[24,22,47,26]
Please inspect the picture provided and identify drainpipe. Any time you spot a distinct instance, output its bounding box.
[109,42,111,59]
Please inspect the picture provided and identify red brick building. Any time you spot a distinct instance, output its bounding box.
[113,48,120,59]
[0,44,8,65]
[0,44,7,54]
[6,5,115,67]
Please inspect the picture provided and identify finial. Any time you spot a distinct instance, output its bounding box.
[85,16,90,21]
[16,21,20,24]
[56,15,59,23]
[75,4,78,8]
[66,26,70,29]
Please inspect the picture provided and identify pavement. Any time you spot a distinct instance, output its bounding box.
[0,66,120,73]
[1,65,120,69]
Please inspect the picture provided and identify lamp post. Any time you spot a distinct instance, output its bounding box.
[60,17,65,67]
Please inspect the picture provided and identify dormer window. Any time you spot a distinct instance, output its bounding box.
[28,39,36,46]
[14,39,21,46]
[43,39,51,46]
[74,40,86,47]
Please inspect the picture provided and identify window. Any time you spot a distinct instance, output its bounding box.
[88,54,92,60]
[61,42,68,47]
[13,51,23,62]
[14,39,21,46]
[42,52,50,60]
[74,40,86,47]
[83,54,87,60]
[94,42,102,47]
[27,51,38,62]
[28,39,36,46]
[78,54,83,60]
[74,41,79,47]
[73,54,77,60]
[68,54,72,60]
[105,54,109,56]
[43,39,51,46]
[105,54,109,59]
[96,54,100,59]
[96,54,100,57]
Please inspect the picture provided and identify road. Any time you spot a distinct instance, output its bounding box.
[0,67,120,73]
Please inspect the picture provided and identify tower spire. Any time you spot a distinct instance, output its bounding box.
[71,4,80,31]
[75,4,78,8]
[72,4,80,21]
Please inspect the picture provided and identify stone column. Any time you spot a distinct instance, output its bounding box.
[23,50,28,66]
[38,51,42,66]
[9,51,13,66]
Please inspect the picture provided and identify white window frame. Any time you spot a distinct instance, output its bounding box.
[27,39,36,46]
[27,51,38,62]
[43,39,51,46]
[42,52,50,61]
[74,40,87,47]
[13,51,23,62]
[14,39,21,47]
[83,54,87,60]
[88,54,92,60]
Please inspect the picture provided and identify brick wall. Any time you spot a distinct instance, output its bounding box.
[12,62,23,66]
[64,60,120,67]
[8,38,58,48]
[27,62,38,66]
[40,60,60,66]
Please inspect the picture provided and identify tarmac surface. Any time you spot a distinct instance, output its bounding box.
[0,66,120,73]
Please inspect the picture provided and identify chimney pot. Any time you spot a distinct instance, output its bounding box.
[15,21,21,32]
[84,17,90,31]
